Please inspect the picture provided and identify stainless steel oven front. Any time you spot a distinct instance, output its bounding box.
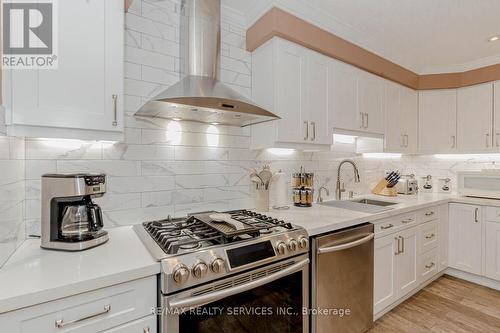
[161,254,309,333]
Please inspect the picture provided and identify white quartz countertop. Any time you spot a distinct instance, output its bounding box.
[265,193,500,236]
[0,226,160,314]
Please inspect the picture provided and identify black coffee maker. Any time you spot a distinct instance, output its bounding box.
[41,174,109,251]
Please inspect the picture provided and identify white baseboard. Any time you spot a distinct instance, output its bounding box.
[444,268,500,291]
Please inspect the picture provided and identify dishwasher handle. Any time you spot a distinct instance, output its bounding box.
[317,233,374,254]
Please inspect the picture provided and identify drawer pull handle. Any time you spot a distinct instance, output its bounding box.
[425,211,434,216]
[55,304,111,328]
[425,262,435,269]
[112,94,118,126]
[425,233,435,239]
[381,224,394,230]
[402,218,413,224]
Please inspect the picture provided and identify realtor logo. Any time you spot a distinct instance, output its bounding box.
[2,0,58,69]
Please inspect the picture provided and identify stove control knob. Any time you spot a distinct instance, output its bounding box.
[287,239,298,252]
[276,241,287,255]
[192,261,209,279]
[173,264,190,284]
[211,258,225,273]
[298,237,309,249]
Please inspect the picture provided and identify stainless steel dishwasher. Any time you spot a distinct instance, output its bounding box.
[311,223,374,333]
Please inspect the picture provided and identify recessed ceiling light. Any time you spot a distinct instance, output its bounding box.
[488,35,500,42]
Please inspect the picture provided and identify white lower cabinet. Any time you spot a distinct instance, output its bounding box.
[1,276,157,333]
[484,220,500,281]
[374,226,418,314]
[100,315,156,333]
[448,203,482,275]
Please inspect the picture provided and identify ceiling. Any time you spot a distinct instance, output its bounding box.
[223,0,500,74]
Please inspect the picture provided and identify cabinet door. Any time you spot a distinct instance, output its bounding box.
[7,0,124,133]
[494,82,500,149]
[396,227,419,297]
[418,90,457,152]
[484,221,500,281]
[400,86,418,153]
[330,61,360,132]
[275,40,308,143]
[306,51,331,144]
[358,71,384,134]
[374,234,398,314]
[438,205,449,271]
[100,315,156,333]
[384,82,404,152]
[449,204,482,275]
[457,83,493,152]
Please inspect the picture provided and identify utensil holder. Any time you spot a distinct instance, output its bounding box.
[255,188,270,212]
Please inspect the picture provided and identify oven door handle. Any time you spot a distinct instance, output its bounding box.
[168,258,309,311]
[317,233,374,254]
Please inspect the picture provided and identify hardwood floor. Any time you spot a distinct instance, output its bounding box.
[369,275,500,333]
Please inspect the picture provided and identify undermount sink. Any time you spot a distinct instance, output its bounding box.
[349,198,398,207]
[318,198,398,213]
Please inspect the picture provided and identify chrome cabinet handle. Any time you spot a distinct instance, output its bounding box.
[400,236,405,253]
[55,304,111,328]
[496,133,500,147]
[401,218,413,224]
[380,223,394,230]
[425,262,435,269]
[304,121,308,141]
[395,237,401,255]
[425,211,435,217]
[360,113,364,128]
[425,233,435,240]
[144,327,150,333]
[404,134,409,148]
[474,207,479,223]
[310,121,316,141]
[486,133,490,148]
[169,259,309,310]
[451,135,456,148]
[112,94,118,126]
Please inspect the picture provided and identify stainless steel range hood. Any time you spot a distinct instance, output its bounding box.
[134,0,279,127]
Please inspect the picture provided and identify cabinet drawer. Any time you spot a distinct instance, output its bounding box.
[375,212,417,236]
[485,206,500,222]
[99,315,156,333]
[419,220,438,253]
[418,207,439,223]
[1,276,157,333]
[419,248,438,282]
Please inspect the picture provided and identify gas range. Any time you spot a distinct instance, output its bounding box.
[134,209,309,294]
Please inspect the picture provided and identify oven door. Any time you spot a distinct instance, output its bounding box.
[162,255,309,333]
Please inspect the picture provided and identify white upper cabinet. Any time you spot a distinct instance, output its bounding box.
[457,83,493,152]
[418,90,457,153]
[494,81,500,149]
[357,71,385,134]
[384,82,417,153]
[330,62,384,135]
[4,0,124,140]
[329,61,359,133]
[250,38,331,149]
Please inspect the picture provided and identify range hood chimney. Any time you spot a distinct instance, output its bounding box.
[134,0,279,127]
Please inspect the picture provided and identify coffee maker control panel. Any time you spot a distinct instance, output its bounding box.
[84,175,105,186]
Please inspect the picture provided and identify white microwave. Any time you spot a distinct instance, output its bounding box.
[458,171,500,199]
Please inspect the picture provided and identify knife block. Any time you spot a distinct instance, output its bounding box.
[372,179,398,197]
